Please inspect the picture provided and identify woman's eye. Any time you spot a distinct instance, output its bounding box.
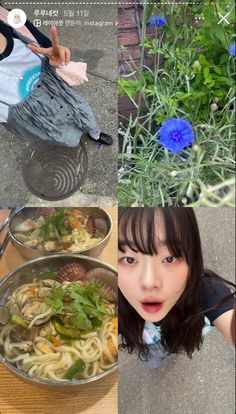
[119,257,137,265]
[162,256,176,264]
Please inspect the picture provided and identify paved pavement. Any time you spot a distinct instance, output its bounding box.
[119,208,235,414]
[0,2,118,206]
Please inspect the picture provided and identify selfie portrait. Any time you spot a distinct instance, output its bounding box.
[118,207,235,414]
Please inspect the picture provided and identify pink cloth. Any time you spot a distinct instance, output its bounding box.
[0,6,88,86]
[56,62,88,85]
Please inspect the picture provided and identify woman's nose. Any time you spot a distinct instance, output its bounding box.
[140,258,162,289]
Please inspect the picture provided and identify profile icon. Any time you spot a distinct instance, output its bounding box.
[13,13,22,25]
[7,9,27,28]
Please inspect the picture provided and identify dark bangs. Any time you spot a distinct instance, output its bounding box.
[119,208,159,255]
[118,208,202,267]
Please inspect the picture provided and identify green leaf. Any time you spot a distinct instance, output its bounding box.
[213,66,222,75]
[44,285,64,315]
[68,308,92,330]
[211,25,228,49]
[203,67,210,79]
[40,209,69,241]
[203,8,216,26]
[219,54,229,64]
[198,54,207,65]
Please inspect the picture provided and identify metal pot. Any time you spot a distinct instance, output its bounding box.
[7,207,112,260]
[0,254,117,390]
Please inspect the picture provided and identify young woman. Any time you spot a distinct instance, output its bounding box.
[0,5,113,146]
[118,208,235,368]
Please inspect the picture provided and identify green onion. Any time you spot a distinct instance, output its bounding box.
[64,360,85,380]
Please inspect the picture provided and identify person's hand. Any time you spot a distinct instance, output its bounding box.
[27,26,71,68]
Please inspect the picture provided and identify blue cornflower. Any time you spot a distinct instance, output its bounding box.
[148,15,166,28]
[157,118,195,154]
[229,42,236,57]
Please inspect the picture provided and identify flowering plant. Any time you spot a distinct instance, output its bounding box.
[158,118,195,154]
[148,15,166,28]
[118,1,235,207]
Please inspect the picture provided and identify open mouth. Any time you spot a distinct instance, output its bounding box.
[141,301,163,313]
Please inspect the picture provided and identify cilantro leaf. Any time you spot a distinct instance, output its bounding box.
[43,279,113,330]
[40,209,69,241]
[44,285,64,315]
[67,305,92,330]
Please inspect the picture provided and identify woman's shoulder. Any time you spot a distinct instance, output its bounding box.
[202,271,235,325]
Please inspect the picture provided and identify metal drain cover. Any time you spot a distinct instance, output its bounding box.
[21,142,88,201]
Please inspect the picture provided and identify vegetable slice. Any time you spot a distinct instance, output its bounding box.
[53,321,82,339]
[11,314,29,328]
[64,359,85,380]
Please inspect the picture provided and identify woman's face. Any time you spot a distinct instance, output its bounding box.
[118,217,189,323]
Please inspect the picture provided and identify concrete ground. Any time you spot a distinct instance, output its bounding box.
[0,2,117,206]
[119,208,235,414]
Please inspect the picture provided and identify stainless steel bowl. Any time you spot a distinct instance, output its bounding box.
[0,254,117,390]
[8,207,112,260]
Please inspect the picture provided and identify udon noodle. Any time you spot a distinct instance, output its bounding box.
[0,276,117,381]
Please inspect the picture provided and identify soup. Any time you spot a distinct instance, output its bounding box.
[13,208,108,253]
[0,263,117,381]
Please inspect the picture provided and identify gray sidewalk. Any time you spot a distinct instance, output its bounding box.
[119,208,235,414]
[0,3,118,206]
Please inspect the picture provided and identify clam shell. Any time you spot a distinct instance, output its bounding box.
[21,302,52,325]
[86,217,108,238]
[57,262,87,283]
[10,325,39,343]
[86,268,117,303]
[94,218,108,236]
[14,219,38,233]
[86,216,96,237]
[37,287,53,299]
[37,208,56,218]
[0,305,10,325]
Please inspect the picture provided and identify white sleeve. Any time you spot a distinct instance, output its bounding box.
[0,103,9,123]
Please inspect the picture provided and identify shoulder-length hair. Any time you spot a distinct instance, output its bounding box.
[118,207,235,358]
